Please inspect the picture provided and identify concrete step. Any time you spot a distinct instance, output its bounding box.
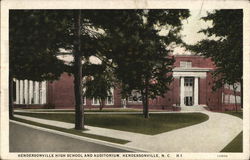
[180,106,206,111]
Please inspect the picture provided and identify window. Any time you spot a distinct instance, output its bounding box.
[230,95,235,104]
[128,90,142,103]
[236,96,241,104]
[92,98,100,105]
[83,88,86,105]
[106,88,114,105]
[180,61,192,68]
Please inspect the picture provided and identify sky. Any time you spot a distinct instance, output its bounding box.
[171,9,213,55]
[181,9,213,45]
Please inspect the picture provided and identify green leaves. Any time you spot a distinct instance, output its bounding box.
[96,10,189,99]
[189,9,243,89]
[9,10,72,81]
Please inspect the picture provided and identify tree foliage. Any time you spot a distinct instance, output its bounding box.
[188,10,243,89]
[82,63,116,110]
[9,10,72,81]
[92,10,190,118]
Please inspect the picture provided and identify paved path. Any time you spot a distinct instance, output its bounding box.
[15,110,181,114]
[14,110,242,152]
[126,111,242,152]
[10,121,135,152]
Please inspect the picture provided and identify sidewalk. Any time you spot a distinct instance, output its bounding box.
[14,110,243,152]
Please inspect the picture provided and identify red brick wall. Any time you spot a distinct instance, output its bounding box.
[205,72,223,111]
[199,78,207,105]
[48,73,75,108]
[42,55,231,111]
[174,55,216,69]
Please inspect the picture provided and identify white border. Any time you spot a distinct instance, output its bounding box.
[1,0,250,160]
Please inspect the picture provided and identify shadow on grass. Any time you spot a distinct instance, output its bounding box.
[15,112,209,135]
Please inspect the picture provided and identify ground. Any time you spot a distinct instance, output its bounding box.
[10,122,132,152]
[221,111,243,152]
[14,112,209,135]
[11,108,243,152]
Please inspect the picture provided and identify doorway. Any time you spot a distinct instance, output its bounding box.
[184,77,194,106]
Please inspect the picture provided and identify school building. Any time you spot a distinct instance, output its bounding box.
[13,55,242,111]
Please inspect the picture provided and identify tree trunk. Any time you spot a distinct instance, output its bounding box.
[240,78,243,108]
[73,10,84,130]
[144,82,149,118]
[141,90,146,116]
[99,99,104,111]
[142,78,149,118]
[9,72,14,119]
[233,84,238,112]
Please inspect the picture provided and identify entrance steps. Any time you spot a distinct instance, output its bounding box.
[180,105,207,112]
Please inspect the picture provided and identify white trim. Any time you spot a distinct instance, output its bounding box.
[24,80,28,104]
[173,71,207,78]
[28,81,33,104]
[82,88,86,105]
[16,79,19,104]
[173,67,212,72]
[41,81,46,104]
[180,77,185,106]
[34,82,39,104]
[194,77,199,106]
[83,97,86,105]
[19,80,24,104]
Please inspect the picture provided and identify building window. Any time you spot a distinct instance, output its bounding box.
[128,90,142,103]
[224,94,229,104]
[236,96,241,104]
[82,88,86,105]
[229,95,235,104]
[106,88,114,105]
[180,61,192,68]
[92,98,100,105]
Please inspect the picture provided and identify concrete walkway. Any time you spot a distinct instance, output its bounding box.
[14,110,242,152]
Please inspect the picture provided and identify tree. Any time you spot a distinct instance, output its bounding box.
[82,63,115,111]
[96,10,190,118]
[73,10,85,129]
[9,10,70,119]
[188,10,243,109]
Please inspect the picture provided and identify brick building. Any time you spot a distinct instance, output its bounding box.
[13,55,242,111]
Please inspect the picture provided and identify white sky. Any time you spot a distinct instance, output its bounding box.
[172,9,213,55]
[181,9,213,45]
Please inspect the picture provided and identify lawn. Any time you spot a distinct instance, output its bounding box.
[224,111,243,119]
[221,131,243,152]
[221,111,243,152]
[15,112,209,135]
[15,108,160,112]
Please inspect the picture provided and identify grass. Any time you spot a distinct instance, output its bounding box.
[221,131,243,152]
[12,117,129,144]
[16,108,159,112]
[221,111,243,152]
[15,112,209,135]
[224,111,243,119]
